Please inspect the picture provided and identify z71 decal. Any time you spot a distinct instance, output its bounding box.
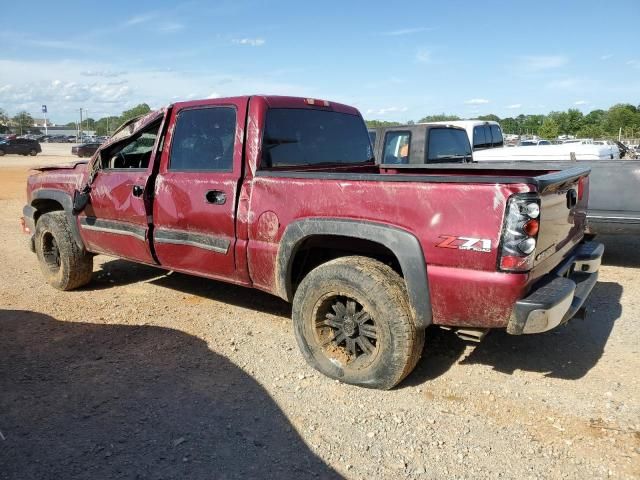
[436,235,492,253]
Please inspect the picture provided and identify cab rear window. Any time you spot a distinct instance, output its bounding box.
[261,108,372,168]
[427,128,472,162]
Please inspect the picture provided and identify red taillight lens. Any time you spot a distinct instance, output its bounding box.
[500,254,534,271]
[577,177,585,200]
[523,219,539,236]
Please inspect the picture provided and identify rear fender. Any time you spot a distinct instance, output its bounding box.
[277,218,432,328]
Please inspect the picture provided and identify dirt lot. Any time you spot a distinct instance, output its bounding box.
[1,145,639,479]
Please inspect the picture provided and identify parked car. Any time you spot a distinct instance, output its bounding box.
[0,138,41,156]
[368,124,472,164]
[519,139,552,146]
[72,142,101,158]
[22,95,602,390]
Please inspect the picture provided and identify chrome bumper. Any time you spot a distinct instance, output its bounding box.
[507,241,604,335]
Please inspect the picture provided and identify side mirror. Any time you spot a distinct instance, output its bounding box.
[72,186,91,215]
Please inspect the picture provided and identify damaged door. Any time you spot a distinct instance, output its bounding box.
[152,98,248,282]
[78,116,164,264]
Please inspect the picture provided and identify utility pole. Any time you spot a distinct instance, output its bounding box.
[79,108,83,142]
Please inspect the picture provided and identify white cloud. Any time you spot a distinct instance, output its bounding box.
[207,92,220,99]
[0,58,311,121]
[627,60,640,69]
[81,70,127,78]
[574,100,587,105]
[464,98,490,105]
[600,54,613,60]
[506,103,521,109]
[233,38,266,47]
[124,13,156,26]
[366,106,408,116]
[381,27,432,36]
[415,49,431,63]
[158,22,184,33]
[519,55,568,71]
[546,78,579,90]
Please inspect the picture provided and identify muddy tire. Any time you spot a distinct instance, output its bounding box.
[292,256,424,390]
[34,211,93,290]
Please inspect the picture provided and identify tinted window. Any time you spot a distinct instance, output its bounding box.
[170,107,236,171]
[427,128,472,162]
[102,122,161,169]
[490,124,503,147]
[261,109,372,168]
[382,131,411,164]
[473,126,488,149]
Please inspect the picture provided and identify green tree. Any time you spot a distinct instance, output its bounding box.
[0,108,8,133]
[576,124,605,138]
[119,103,152,124]
[566,109,584,135]
[548,111,569,135]
[417,114,461,123]
[365,120,402,128]
[12,111,34,135]
[477,114,500,122]
[604,104,640,136]
[538,118,559,139]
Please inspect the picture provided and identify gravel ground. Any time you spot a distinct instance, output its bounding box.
[1,147,639,479]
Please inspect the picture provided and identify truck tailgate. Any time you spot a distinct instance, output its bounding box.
[532,168,590,274]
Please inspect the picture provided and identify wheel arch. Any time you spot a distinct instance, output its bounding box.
[29,189,85,250]
[276,218,432,328]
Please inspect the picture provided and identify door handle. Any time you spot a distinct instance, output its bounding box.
[132,185,144,197]
[206,190,226,205]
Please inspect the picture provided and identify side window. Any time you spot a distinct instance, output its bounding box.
[169,107,236,171]
[473,126,488,149]
[102,121,161,169]
[382,131,411,164]
[490,124,503,147]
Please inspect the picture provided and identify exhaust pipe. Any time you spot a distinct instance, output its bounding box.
[453,328,489,343]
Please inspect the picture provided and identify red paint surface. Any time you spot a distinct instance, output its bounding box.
[25,95,588,329]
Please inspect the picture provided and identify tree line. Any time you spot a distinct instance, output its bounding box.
[366,103,640,139]
[3,102,640,139]
[0,104,152,136]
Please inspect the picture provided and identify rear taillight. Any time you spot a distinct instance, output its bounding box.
[498,194,541,272]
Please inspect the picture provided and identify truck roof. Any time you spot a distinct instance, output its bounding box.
[172,95,362,116]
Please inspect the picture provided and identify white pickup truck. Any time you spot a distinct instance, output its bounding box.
[428,120,620,161]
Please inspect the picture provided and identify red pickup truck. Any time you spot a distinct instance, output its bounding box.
[22,95,603,389]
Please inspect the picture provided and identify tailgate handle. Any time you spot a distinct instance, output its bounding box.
[566,189,577,208]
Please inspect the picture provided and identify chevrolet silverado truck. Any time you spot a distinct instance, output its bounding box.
[22,95,604,389]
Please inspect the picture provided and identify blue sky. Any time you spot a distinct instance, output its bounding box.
[1,0,638,123]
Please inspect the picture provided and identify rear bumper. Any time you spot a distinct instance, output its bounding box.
[507,241,604,335]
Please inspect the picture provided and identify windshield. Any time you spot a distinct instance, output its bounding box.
[261,108,372,168]
[427,128,472,162]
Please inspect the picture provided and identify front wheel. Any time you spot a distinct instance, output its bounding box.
[292,256,424,390]
[29,148,37,156]
[34,211,93,290]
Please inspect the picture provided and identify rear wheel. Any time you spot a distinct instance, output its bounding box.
[0,149,5,156]
[34,211,93,290]
[292,256,424,390]
[29,148,37,156]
